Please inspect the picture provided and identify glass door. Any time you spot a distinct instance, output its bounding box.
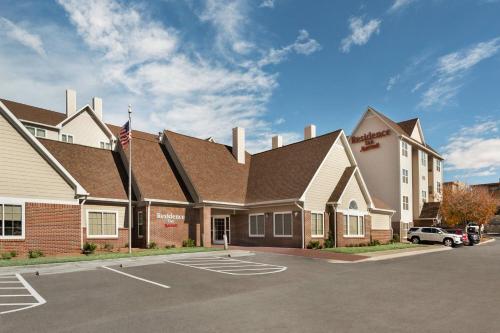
[212,216,230,244]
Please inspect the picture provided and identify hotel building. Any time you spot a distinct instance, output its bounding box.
[349,107,444,240]
[0,91,396,255]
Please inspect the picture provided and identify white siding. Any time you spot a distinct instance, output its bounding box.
[400,140,413,223]
[412,149,428,219]
[0,112,75,200]
[371,212,391,230]
[303,139,351,211]
[338,176,368,212]
[61,110,111,149]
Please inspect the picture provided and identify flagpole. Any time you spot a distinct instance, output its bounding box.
[128,105,132,255]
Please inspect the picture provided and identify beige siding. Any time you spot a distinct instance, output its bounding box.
[410,127,423,143]
[0,112,75,200]
[304,140,351,211]
[338,176,368,211]
[400,140,413,223]
[412,149,428,218]
[83,204,127,228]
[371,212,391,230]
[61,110,111,149]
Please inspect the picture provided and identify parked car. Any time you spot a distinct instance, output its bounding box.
[407,227,463,247]
[445,229,469,245]
[466,227,480,246]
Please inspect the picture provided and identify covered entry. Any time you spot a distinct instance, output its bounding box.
[212,215,230,245]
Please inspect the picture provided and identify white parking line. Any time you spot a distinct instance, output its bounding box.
[165,256,287,276]
[102,266,170,289]
[0,274,46,315]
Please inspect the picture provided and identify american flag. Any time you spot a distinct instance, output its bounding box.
[119,121,131,146]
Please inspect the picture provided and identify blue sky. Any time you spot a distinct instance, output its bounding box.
[0,0,499,184]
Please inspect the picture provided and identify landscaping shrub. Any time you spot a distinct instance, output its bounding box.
[307,240,322,249]
[182,239,195,247]
[148,242,158,249]
[10,250,17,258]
[324,238,334,248]
[103,243,114,252]
[165,244,176,249]
[369,240,381,246]
[1,252,12,260]
[391,234,400,243]
[28,249,44,259]
[82,242,97,255]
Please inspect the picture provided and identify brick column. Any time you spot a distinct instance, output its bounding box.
[200,206,212,247]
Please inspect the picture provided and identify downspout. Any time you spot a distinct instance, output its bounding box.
[146,201,151,246]
[333,204,337,248]
[294,202,305,249]
[79,197,87,250]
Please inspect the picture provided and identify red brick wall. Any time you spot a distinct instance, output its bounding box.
[371,230,392,244]
[148,205,199,248]
[303,210,331,247]
[231,210,303,248]
[83,228,129,250]
[0,203,81,256]
[335,212,372,247]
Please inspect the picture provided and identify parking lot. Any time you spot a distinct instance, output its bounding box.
[1,237,499,333]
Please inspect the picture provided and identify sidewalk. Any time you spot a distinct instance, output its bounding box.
[0,250,252,276]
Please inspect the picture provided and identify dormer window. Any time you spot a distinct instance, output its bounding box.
[61,134,74,144]
[100,141,111,149]
[26,126,46,138]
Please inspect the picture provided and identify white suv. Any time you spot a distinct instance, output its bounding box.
[407,227,463,247]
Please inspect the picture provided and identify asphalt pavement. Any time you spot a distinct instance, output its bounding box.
[1,237,499,333]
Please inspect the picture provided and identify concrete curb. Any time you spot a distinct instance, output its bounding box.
[477,238,495,246]
[328,246,452,264]
[0,250,254,276]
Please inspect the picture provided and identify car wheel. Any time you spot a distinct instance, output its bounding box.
[443,238,453,247]
[411,237,420,244]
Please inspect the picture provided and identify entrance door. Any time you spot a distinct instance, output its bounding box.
[212,216,230,245]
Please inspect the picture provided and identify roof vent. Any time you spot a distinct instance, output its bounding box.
[304,124,316,140]
[272,135,283,149]
[232,127,245,164]
[66,89,77,118]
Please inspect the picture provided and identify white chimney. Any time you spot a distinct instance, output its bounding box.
[92,97,103,120]
[272,135,283,149]
[304,124,316,140]
[232,127,245,164]
[66,89,77,118]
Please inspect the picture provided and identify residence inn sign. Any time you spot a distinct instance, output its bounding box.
[350,129,390,152]
[156,212,185,228]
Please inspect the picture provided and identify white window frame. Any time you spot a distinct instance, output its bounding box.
[436,160,441,172]
[342,206,365,238]
[86,210,119,239]
[422,190,427,202]
[100,141,111,149]
[311,211,324,238]
[273,211,293,237]
[248,213,265,237]
[61,133,74,143]
[137,211,144,239]
[401,141,408,157]
[402,196,409,210]
[402,168,409,184]
[420,151,427,167]
[0,200,25,240]
[437,181,441,194]
[26,125,46,138]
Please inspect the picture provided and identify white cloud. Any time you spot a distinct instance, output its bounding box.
[257,29,321,67]
[259,0,275,8]
[420,37,500,108]
[0,17,45,56]
[388,0,416,13]
[386,75,400,91]
[411,81,424,93]
[340,16,381,53]
[442,119,500,178]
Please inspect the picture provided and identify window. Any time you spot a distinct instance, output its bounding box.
[422,175,426,181]
[436,160,441,172]
[87,211,118,238]
[343,214,364,237]
[61,134,74,143]
[311,212,324,237]
[274,212,292,237]
[0,204,23,238]
[437,181,442,194]
[402,169,409,184]
[422,190,427,202]
[26,126,46,138]
[249,214,265,237]
[420,151,427,167]
[402,196,409,210]
[137,211,144,239]
[100,141,112,149]
[401,141,408,157]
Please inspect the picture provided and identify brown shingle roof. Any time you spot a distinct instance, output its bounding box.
[40,139,128,200]
[108,126,192,203]
[397,118,418,136]
[164,130,250,204]
[1,99,66,126]
[247,130,342,203]
[328,166,356,203]
[371,196,393,211]
[418,202,441,219]
[164,129,342,204]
